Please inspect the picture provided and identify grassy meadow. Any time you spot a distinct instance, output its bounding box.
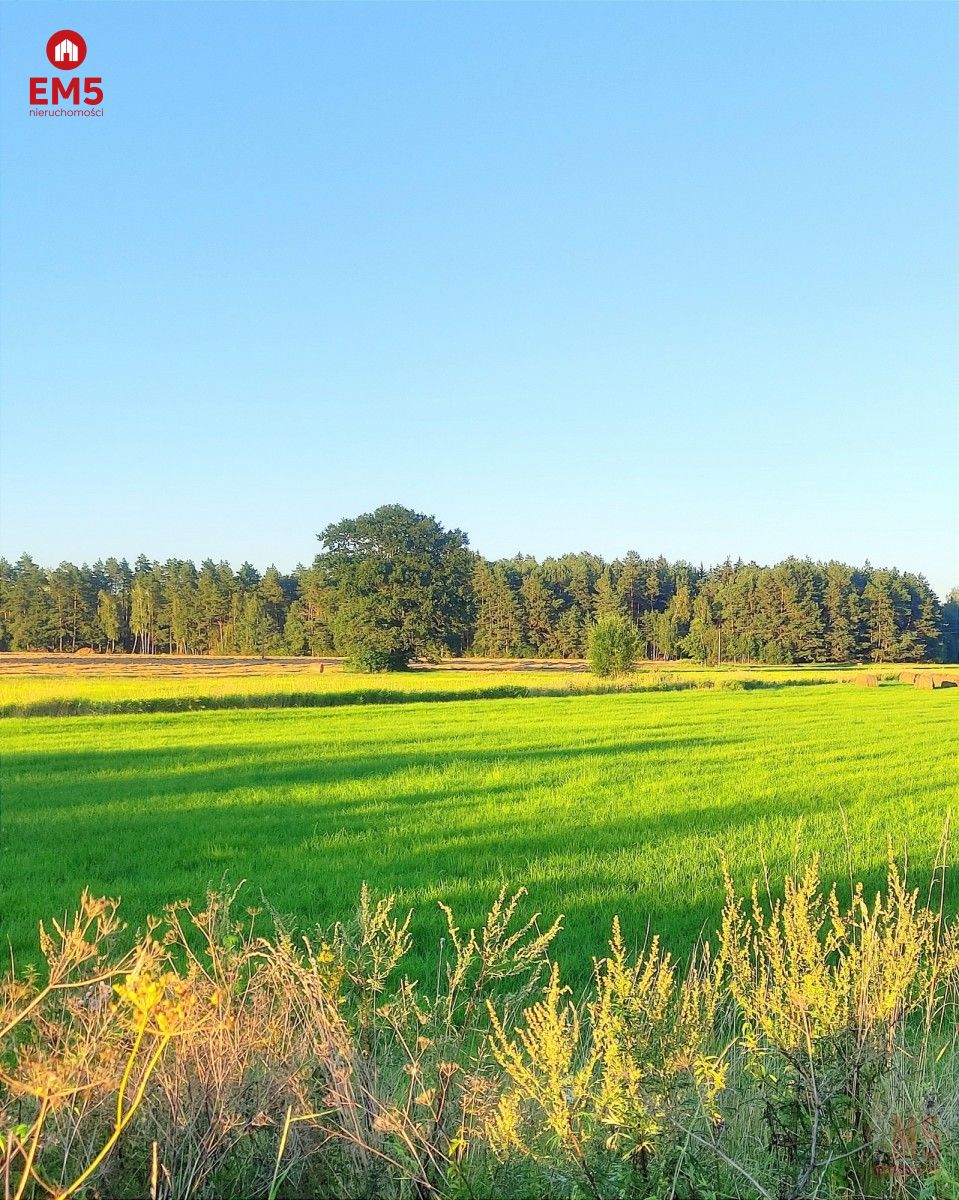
[2,661,956,982]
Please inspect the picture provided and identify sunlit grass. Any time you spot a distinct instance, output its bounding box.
[3,683,955,982]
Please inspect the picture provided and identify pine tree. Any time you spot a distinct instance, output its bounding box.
[472,562,522,657]
[7,555,53,650]
[594,568,621,619]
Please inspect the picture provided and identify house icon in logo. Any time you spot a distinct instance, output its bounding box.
[45,29,87,70]
[53,37,80,65]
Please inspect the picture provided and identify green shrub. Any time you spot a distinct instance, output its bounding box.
[587,614,639,677]
[343,643,409,672]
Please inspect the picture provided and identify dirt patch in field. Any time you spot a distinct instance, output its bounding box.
[417,657,589,673]
[1,653,951,683]
[0,653,591,678]
[0,653,341,678]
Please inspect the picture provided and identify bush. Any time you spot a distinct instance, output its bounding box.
[2,861,957,1199]
[343,643,410,672]
[587,614,639,677]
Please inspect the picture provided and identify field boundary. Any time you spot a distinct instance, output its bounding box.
[0,673,884,718]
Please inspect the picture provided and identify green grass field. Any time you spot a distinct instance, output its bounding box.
[3,674,956,983]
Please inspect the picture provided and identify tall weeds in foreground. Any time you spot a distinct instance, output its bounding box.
[2,860,957,1198]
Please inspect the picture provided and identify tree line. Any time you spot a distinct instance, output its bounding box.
[0,505,953,665]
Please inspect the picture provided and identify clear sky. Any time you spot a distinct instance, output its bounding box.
[1,2,957,596]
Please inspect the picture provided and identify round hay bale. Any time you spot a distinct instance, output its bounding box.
[914,674,936,689]
[854,674,879,687]
[898,671,917,685]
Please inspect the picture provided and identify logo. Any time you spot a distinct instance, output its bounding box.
[46,30,87,70]
[30,32,103,117]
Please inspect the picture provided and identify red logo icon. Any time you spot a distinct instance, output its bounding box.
[30,30,102,113]
[46,30,87,71]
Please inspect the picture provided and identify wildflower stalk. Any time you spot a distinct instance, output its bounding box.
[11,1098,49,1200]
[56,1033,171,1200]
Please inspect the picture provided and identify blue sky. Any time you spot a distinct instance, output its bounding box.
[1,2,957,595]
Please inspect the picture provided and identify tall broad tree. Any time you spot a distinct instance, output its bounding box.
[317,505,475,670]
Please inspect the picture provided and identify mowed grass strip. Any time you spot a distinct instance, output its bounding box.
[2,685,955,982]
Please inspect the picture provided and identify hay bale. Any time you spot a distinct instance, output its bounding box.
[914,674,936,689]
[854,674,879,687]
[898,671,917,685]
